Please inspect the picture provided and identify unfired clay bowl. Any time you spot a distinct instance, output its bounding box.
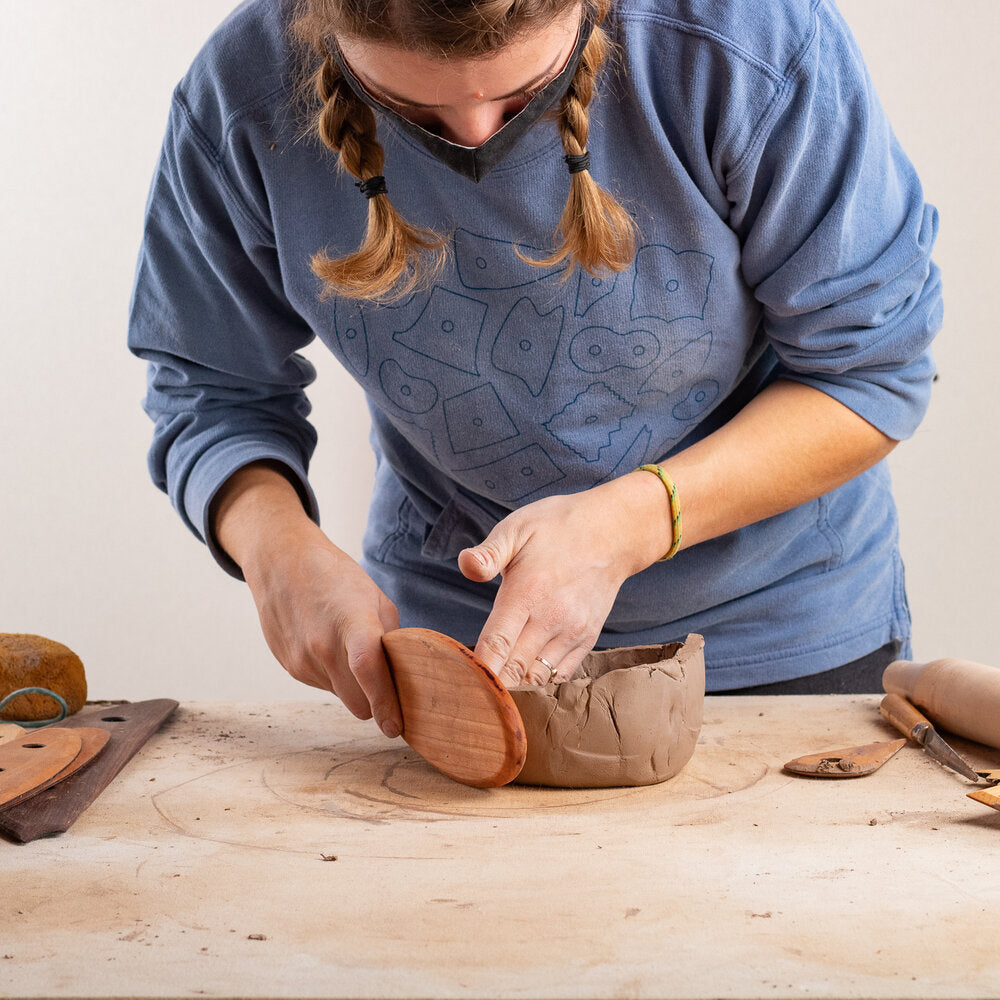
[509,633,705,788]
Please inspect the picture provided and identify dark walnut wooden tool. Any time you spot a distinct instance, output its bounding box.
[0,698,177,843]
[784,739,908,778]
[382,628,526,788]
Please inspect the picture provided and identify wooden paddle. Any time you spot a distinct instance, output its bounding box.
[0,727,83,807]
[784,739,907,778]
[382,628,526,788]
[0,727,109,809]
[0,723,26,746]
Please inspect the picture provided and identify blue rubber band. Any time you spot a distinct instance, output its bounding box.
[0,687,69,728]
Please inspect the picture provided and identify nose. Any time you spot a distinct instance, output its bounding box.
[438,100,525,146]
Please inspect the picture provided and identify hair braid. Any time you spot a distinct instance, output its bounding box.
[523,24,637,275]
[309,55,446,302]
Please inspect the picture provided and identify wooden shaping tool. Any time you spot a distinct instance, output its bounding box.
[0,698,178,843]
[0,723,26,746]
[784,739,907,778]
[0,727,109,810]
[382,628,526,788]
[0,728,83,807]
[968,786,1000,812]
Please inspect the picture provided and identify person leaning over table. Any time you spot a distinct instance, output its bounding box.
[128,0,942,737]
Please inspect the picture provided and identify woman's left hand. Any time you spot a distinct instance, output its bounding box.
[457,473,671,686]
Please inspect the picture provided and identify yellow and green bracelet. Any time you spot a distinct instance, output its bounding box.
[636,464,682,561]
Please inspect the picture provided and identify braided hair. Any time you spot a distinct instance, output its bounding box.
[292,0,635,302]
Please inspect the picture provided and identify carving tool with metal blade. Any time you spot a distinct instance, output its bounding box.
[879,692,992,783]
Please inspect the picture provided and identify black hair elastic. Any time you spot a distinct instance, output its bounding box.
[356,175,388,198]
[564,151,591,174]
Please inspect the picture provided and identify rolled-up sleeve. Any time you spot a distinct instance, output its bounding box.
[726,1,942,440]
[128,91,320,577]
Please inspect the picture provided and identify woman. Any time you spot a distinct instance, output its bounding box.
[129,0,941,738]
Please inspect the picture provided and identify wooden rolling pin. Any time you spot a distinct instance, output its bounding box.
[882,657,1000,750]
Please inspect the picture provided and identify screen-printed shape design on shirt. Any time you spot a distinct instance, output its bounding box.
[594,424,653,485]
[544,382,635,463]
[392,286,487,375]
[379,359,439,413]
[454,229,566,290]
[459,444,565,502]
[672,378,720,422]
[443,383,520,454]
[639,330,713,396]
[630,245,714,324]
[491,298,564,396]
[574,269,621,318]
[569,326,660,373]
[334,299,369,377]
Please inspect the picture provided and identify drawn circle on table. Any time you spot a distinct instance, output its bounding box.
[252,741,767,821]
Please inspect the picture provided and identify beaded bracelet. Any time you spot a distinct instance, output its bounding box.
[636,464,683,561]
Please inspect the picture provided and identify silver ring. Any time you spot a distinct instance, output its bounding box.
[535,655,558,681]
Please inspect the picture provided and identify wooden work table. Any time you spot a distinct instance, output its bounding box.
[4,695,999,999]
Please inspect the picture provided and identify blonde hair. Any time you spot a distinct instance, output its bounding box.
[292,0,637,302]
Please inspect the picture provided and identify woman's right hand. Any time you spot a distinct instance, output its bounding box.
[212,462,402,738]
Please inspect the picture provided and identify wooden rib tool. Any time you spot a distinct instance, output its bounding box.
[382,628,526,788]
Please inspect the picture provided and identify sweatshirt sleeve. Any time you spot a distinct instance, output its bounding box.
[725,0,942,440]
[128,90,320,578]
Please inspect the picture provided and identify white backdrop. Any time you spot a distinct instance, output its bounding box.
[1,1,997,701]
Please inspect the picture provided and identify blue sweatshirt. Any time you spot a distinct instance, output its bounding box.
[128,0,942,690]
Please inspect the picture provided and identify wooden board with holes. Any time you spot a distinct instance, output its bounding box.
[0,699,177,842]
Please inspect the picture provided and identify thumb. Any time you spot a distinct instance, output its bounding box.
[458,530,512,583]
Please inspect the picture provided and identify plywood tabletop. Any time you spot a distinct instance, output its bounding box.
[4,695,999,999]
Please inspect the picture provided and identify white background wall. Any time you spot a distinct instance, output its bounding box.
[1,1,997,702]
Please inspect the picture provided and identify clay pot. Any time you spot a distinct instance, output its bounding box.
[510,633,704,788]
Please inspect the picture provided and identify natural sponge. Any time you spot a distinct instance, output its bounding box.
[0,634,87,721]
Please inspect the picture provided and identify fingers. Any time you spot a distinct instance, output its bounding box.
[458,522,519,583]
[463,496,623,689]
[473,602,530,686]
[325,596,402,737]
[475,591,595,687]
[512,634,591,686]
[349,598,402,738]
